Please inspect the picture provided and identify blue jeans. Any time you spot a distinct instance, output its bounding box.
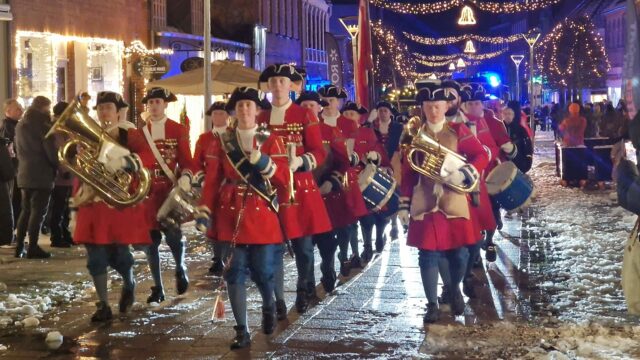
[85,244,135,290]
[292,236,315,294]
[419,248,468,304]
[225,244,277,328]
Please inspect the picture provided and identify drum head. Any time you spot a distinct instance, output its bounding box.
[486,161,517,195]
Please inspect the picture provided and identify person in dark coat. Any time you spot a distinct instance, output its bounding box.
[0,135,14,245]
[0,99,24,229]
[48,101,73,247]
[503,101,534,173]
[14,96,58,258]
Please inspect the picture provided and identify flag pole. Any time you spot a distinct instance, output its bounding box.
[204,0,212,131]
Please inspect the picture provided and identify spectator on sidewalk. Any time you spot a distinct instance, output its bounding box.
[48,101,73,248]
[559,103,586,147]
[599,103,624,140]
[583,103,598,138]
[0,99,24,228]
[503,101,534,173]
[14,96,58,259]
[0,135,14,246]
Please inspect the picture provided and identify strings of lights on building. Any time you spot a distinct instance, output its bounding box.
[369,0,560,15]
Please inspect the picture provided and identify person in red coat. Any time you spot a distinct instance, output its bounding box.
[256,64,330,316]
[126,87,196,304]
[398,82,488,323]
[72,91,152,322]
[193,101,230,275]
[338,101,371,270]
[194,87,288,349]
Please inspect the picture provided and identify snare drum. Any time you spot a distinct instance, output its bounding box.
[358,164,399,216]
[485,161,534,212]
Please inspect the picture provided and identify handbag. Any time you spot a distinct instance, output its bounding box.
[0,140,14,182]
[622,217,640,315]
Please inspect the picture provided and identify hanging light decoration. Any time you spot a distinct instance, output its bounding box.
[456,58,466,68]
[458,5,477,26]
[449,62,456,71]
[464,40,477,53]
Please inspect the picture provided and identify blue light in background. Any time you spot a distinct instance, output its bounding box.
[488,74,501,88]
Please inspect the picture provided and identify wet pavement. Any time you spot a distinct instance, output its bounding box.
[1,131,640,359]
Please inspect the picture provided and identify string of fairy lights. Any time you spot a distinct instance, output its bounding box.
[413,48,508,62]
[371,20,416,81]
[369,0,561,14]
[415,57,480,67]
[403,31,522,45]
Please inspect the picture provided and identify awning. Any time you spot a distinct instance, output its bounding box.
[146,60,260,95]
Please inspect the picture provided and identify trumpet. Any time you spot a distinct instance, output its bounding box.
[46,99,151,207]
[401,116,477,193]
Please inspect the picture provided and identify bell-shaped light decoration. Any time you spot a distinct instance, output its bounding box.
[464,40,476,54]
[428,74,437,80]
[449,63,456,71]
[458,5,476,26]
[456,58,466,68]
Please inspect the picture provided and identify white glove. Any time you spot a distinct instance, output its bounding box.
[178,174,192,192]
[440,153,466,177]
[501,142,517,159]
[398,209,410,226]
[97,141,130,165]
[289,155,304,172]
[366,151,381,165]
[443,169,466,187]
[104,157,126,174]
[249,149,262,164]
[319,181,333,195]
[69,211,77,235]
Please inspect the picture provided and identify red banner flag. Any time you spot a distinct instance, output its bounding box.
[356,0,373,109]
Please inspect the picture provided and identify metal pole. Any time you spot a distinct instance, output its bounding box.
[204,0,212,131]
[351,36,358,102]
[515,63,520,101]
[529,47,534,130]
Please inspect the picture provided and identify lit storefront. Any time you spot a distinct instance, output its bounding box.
[14,30,124,107]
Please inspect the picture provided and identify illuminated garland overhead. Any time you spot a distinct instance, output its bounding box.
[371,20,416,81]
[412,71,453,79]
[370,0,560,14]
[416,57,480,67]
[404,31,522,45]
[413,47,508,62]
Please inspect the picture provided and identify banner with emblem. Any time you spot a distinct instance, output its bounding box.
[325,32,344,90]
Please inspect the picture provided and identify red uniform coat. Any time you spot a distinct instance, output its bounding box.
[199,132,289,245]
[257,103,331,239]
[74,129,155,246]
[460,113,499,234]
[193,131,220,240]
[484,109,513,161]
[127,118,194,228]
[400,122,489,251]
[318,116,367,228]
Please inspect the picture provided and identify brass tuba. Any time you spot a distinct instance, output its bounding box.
[401,116,478,193]
[45,99,151,207]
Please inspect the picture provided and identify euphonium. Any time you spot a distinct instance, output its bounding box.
[45,99,151,207]
[401,116,477,193]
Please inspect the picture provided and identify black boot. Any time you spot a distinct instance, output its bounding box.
[451,288,465,316]
[91,301,113,322]
[485,243,497,262]
[146,286,165,304]
[176,268,189,295]
[321,274,336,294]
[275,299,287,321]
[14,240,25,258]
[230,325,251,350]
[262,305,276,334]
[462,278,476,299]
[340,260,351,277]
[295,290,308,314]
[438,286,451,305]
[360,247,373,263]
[26,244,51,259]
[119,287,135,314]
[208,258,224,275]
[375,234,387,253]
[423,303,440,323]
[350,255,363,269]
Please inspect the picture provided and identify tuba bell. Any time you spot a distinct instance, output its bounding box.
[46,99,151,207]
[401,116,478,193]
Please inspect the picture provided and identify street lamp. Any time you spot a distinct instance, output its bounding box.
[523,27,541,130]
[510,54,525,102]
[339,16,359,100]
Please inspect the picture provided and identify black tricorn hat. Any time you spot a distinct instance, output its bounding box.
[225,87,271,112]
[142,87,177,104]
[460,83,487,102]
[295,91,329,107]
[318,84,348,99]
[341,101,368,114]
[206,101,228,116]
[415,80,456,103]
[376,101,395,111]
[94,91,129,110]
[441,79,462,95]
[259,64,304,91]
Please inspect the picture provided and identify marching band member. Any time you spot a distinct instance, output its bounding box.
[337,101,370,274]
[398,82,488,323]
[196,87,289,349]
[257,64,330,316]
[127,87,196,304]
[193,101,230,275]
[370,101,404,243]
[72,91,152,321]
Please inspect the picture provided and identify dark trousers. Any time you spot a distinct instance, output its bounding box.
[16,188,51,247]
[49,185,72,243]
[360,213,390,252]
[0,181,13,245]
[8,178,20,229]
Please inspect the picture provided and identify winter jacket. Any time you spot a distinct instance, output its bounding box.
[0,117,18,168]
[15,109,58,189]
[559,115,586,146]
[506,120,534,173]
[617,159,640,215]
